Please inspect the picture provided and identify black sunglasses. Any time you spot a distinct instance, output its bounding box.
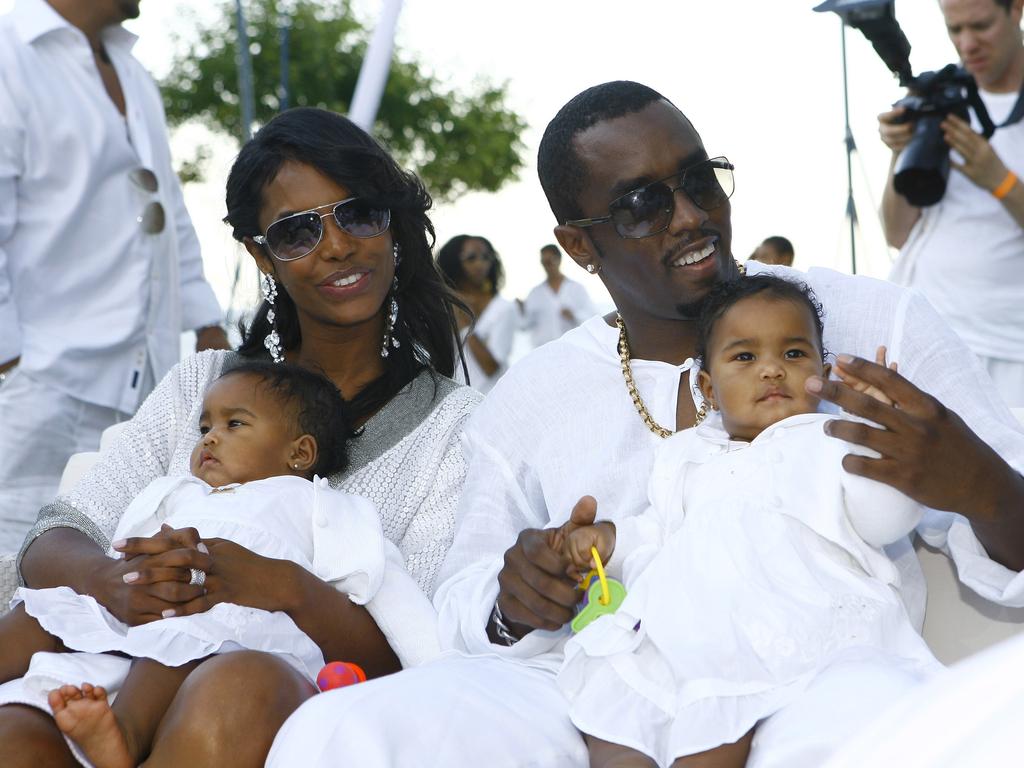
[253,197,391,261]
[565,157,734,239]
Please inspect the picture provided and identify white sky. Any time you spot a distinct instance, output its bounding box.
[3,0,960,318]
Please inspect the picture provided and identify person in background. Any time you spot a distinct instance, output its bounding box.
[749,235,795,267]
[518,244,597,348]
[0,0,229,549]
[437,235,517,394]
[879,0,1024,407]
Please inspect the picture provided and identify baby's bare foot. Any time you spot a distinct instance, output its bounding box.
[50,682,133,768]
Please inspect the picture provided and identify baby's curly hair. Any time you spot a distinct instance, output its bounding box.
[219,361,350,477]
[696,274,828,373]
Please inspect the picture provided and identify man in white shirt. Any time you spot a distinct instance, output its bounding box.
[518,244,596,348]
[880,0,1024,406]
[266,82,1024,767]
[0,0,228,550]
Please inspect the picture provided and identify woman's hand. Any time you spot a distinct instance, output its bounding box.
[172,538,296,618]
[95,525,213,625]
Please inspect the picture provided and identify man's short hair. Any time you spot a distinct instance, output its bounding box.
[540,243,561,259]
[538,81,674,224]
[762,236,794,259]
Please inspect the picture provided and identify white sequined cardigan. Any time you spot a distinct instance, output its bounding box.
[17,350,481,597]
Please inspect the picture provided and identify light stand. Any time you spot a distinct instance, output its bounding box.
[840,21,860,275]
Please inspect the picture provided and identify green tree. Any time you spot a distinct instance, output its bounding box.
[161,0,527,201]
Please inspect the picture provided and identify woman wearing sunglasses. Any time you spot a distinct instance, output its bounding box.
[437,235,518,394]
[5,107,480,766]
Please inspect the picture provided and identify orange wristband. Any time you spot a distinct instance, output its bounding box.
[993,171,1018,200]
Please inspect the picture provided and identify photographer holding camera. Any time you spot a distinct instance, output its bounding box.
[880,0,1024,407]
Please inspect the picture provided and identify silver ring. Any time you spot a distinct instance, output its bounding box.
[188,568,206,587]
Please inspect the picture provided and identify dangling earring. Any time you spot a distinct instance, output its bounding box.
[261,272,283,364]
[381,244,401,359]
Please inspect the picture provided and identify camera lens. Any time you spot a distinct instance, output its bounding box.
[894,114,950,207]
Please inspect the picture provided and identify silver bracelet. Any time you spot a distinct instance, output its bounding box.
[490,600,521,646]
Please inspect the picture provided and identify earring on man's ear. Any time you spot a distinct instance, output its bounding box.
[381,243,401,358]
[261,273,284,364]
[586,264,597,274]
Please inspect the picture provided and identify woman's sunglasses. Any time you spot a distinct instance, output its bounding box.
[253,197,391,261]
[565,157,734,239]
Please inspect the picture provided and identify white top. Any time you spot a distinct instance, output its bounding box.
[13,475,440,676]
[0,0,223,411]
[434,262,1024,674]
[558,415,935,762]
[520,278,597,348]
[22,350,481,598]
[457,295,517,394]
[891,89,1024,362]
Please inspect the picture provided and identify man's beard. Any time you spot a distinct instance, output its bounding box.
[674,294,709,320]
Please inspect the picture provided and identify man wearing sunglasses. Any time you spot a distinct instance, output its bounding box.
[267,81,1024,766]
[0,0,228,550]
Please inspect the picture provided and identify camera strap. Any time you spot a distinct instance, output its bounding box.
[964,77,997,139]
[997,80,1024,129]
[967,76,1024,137]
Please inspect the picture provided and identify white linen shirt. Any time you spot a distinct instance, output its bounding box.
[457,295,517,395]
[521,278,597,348]
[434,262,1024,673]
[0,0,222,412]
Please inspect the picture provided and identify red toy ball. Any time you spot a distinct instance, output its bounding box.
[316,661,367,692]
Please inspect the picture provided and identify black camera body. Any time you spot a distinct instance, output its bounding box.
[889,64,974,206]
[815,0,992,207]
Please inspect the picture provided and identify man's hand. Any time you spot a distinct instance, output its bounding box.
[832,346,898,406]
[942,114,1009,192]
[195,325,230,352]
[492,496,597,638]
[806,354,1023,524]
[878,106,915,154]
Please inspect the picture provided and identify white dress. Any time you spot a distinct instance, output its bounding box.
[13,475,392,682]
[558,414,942,765]
[457,296,518,394]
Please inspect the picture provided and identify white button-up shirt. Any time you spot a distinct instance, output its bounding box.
[520,277,597,349]
[0,0,222,412]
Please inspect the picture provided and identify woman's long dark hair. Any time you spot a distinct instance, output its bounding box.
[225,107,467,422]
[436,235,505,296]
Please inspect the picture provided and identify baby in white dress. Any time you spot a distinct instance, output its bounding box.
[555,275,941,768]
[0,361,438,768]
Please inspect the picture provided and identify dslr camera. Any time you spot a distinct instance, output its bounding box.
[815,0,995,206]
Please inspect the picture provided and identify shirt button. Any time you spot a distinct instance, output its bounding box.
[316,515,328,528]
[771,496,783,509]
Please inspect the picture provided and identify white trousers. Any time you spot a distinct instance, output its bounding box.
[0,369,125,552]
[266,650,929,768]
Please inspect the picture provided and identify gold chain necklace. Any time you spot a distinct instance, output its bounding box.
[617,260,746,438]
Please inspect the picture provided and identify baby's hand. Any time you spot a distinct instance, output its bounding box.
[564,521,616,579]
[834,346,898,406]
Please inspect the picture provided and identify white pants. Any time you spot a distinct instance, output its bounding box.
[0,369,125,552]
[266,650,929,768]
[826,633,1024,767]
[977,354,1024,408]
